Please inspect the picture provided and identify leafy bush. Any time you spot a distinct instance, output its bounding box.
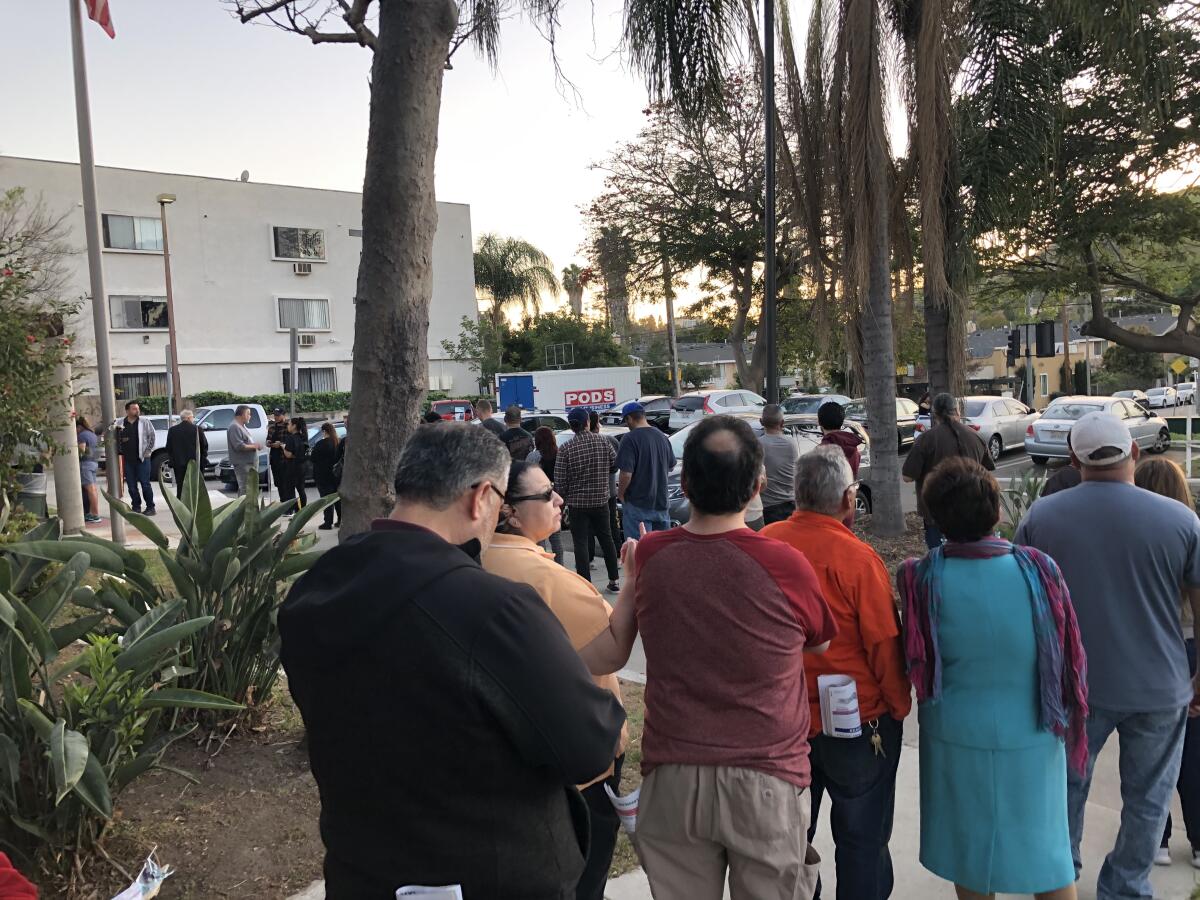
[105,464,332,718]
[0,518,240,884]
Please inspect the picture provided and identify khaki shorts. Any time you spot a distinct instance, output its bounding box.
[636,764,821,900]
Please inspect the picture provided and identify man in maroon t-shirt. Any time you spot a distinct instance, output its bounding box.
[632,415,837,900]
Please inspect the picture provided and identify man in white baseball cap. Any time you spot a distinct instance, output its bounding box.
[1017,411,1200,896]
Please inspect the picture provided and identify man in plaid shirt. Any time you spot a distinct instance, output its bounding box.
[555,407,621,591]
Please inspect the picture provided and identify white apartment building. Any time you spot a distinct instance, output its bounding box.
[0,156,478,403]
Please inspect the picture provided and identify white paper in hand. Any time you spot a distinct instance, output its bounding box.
[395,887,463,899]
[818,674,862,739]
[605,783,641,834]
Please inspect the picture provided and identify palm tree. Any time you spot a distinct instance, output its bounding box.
[562,263,585,316]
[473,233,560,330]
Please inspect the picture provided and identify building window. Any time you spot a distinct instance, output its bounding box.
[110,295,168,330]
[282,367,337,393]
[102,214,162,251]
[272,226,325,261]
[277,297,331,330]
[1040,372,1049,397]
[114,372,168,399]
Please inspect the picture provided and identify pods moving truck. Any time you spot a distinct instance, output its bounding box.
[495,366,642,414]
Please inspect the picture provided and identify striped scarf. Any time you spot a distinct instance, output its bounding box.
[897,536,1090,775]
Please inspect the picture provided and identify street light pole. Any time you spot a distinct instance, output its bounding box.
[157,194,182,417]
[763,0,779,403]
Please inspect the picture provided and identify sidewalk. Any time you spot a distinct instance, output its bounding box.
[50,475,339,552]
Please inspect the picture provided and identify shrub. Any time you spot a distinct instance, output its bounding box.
[105,463,332,720]
[997,469,1048,540]
[0,518,240,885]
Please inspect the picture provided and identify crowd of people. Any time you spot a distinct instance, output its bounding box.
[73,388,1200,900]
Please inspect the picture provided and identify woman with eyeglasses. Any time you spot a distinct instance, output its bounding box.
[480,459,629,900]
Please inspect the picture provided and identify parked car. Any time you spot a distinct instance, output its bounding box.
[1113,389,1150,409]
[843,397,921,451]
[1176,382,1196,404]
[663,412,873,525]
[490,412,570,433]
[915,396,1039,462]
[667,390,768,431]
[218,420,345,490]
[781,394,852,415]
[1146,386,1179,409]
[1024,396,1170,464]
[430,398,476,421]
[599,395,674,431]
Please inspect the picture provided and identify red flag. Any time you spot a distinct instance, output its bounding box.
[84,0,115,38]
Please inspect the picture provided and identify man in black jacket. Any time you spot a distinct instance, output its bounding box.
[266,407,289,499]
[164,409,208,499]
[280,423,626,900]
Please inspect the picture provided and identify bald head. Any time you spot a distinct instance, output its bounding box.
[682,415,764,515]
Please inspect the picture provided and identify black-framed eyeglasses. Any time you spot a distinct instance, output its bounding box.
[506,487,556,504]
[472,481,506,502]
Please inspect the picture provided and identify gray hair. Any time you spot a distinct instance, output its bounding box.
[180,409,194,421]
[393,422,509,510]
[794,446,854,517]
[761,403,784,428]
[932,393,958,420]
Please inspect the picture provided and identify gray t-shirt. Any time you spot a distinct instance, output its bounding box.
[227,421,257,467]
[759,433,799,507]
[1015,481,1200,712]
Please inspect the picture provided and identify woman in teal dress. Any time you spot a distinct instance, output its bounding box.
[898,458,1089,900]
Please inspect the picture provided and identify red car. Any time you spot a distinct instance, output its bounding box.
[431,399,476,421]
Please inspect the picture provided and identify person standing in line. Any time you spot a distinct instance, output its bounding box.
[762,447,911,900]
[555,407,621,592]
[481,459,630,900]
[1134,457,1200,869]
[743,468,766,531]
[818,402,863,476]
[901,458,1087,900]
[1016,412,1200,899]
[589,410,622,546]
[498,406,534,460]
[312,422,341,531]
[902,392,994,549]
[115,400,157,515]
[226,405,263,497]
[616,402,676,539]
[421,409,444,424]
[282,417,309,514]
[280,423,625,899]
[527,425,565,565]
[267,407,289,499]
[1041,442,1082,497]
[475,399,505,437]
[629,415,837,900]
[759,403,800,525]
[165,409,208,499]
[77,417,100,524]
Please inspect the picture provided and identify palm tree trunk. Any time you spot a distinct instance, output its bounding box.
[339,0,458,536]
[846,0,904,536]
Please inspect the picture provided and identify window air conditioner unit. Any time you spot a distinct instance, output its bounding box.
[297,333,317,348]
[293,262,313,275]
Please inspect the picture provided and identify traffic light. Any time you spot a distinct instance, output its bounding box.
[1006,329,1021,367]
[1035,320,1056,358]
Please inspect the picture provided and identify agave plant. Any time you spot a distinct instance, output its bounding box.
[997,469,1049,540]
[105,463,334,717]
[0,518,241,883]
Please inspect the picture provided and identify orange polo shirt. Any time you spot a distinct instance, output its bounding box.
[761,510,912,736]
[481,533,628,785]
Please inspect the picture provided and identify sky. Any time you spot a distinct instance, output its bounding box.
[2,0,661,314]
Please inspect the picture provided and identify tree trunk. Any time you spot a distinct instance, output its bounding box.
[567,285,584,316]
[923,302,951,394]
[339,0,459,537]
[729,263,764,391]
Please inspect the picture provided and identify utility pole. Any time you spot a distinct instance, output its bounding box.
[70,0,123,545]
[1062,304,1071,392]
[763,0,779,403]
[289,328,299,416]
[158,193,182,414]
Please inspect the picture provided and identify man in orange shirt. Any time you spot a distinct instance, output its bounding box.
[762,446,912,900]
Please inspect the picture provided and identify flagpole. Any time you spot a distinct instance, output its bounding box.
[70,0,124,544]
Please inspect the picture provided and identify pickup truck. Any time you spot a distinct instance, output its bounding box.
[106,404,269,485]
